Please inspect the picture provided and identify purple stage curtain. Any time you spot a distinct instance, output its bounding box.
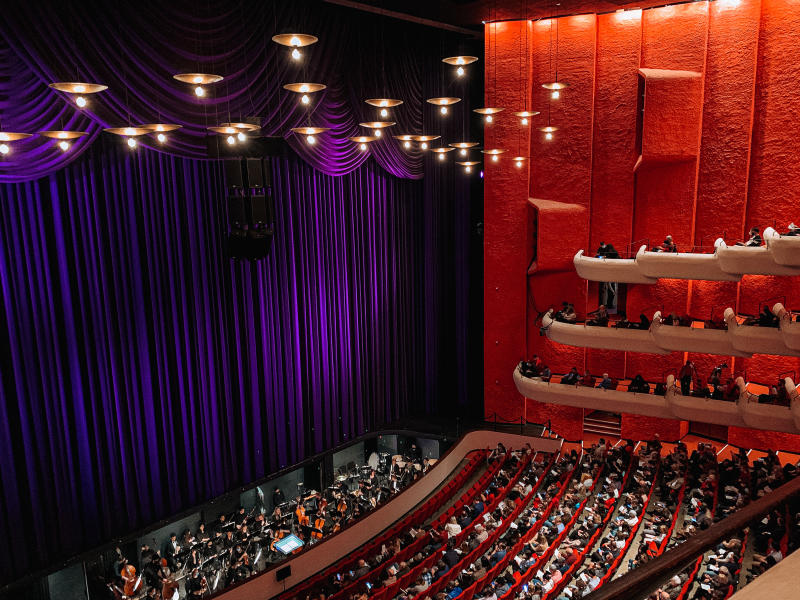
[0,0,471,182]
[0,138,475,585]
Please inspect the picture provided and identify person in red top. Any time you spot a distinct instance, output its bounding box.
[580,370,596,387]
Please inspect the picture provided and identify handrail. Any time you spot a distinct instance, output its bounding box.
[582,474,800,600]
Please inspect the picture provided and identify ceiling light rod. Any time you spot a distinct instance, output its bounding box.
[323,0,482,37]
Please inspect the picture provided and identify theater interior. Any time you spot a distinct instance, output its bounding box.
[1,1,799,600]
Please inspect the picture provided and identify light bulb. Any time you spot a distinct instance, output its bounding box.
[58,140,70,151]
[226,135,235,145]
[157,133,167,143]
[360,143,367,151]
[193,75,204,84]
[460,148,467,156]
[551,90,560,100]
[545,132,553,140]
[195,86,205,97]
[75,96,87,108]
[58,131,68,139]
[465,165,472,173]
[456,57,465,65]
[420,142,428,150]
[127,137,137,149]
[404,141,411,149]
[299,84,310,93]
[457,66,465,77]
[291,48,301,60]
[307,135,316,145]
[380,108,388,117]
[438,153,445,161]
[374,129,381,137]
[301,94,310,105]
[440,106,448,115]
[74,84,86,93]
[290,36,301,46]
[0,143,8,155]
[521,117,528,126]
[515,160,523,168]
[492,154,498,162]
[237,132,246,142]
[155,125,165,132]
[379,100,388,107]
[486,115,493,123]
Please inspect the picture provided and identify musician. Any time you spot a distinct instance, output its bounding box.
[186,547,203,571]
[229,544,252,581]
[272,486,285,508]
[140,544,156,567]
[185,568,208,598]
[238,523,251,546]
[272,505,283,522]
[222,529,237,550]
[213,514,230,537]
[234,506,248,528]
[196,522,211,544]
[165,532,181,569]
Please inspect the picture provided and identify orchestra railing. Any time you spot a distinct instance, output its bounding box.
[583,473,800,600]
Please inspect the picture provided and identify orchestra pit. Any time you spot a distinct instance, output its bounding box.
[2,2,800,600]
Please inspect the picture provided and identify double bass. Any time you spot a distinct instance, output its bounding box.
[312,514,325,540]
[121,564,143,598]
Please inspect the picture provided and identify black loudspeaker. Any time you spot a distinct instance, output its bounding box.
[276,565,291,582]
[224,160,244,188]
[246,158,265,188]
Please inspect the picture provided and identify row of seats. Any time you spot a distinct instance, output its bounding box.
[279,449,490,600]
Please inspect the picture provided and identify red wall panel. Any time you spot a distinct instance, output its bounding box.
[621,414,688,442]
[526,398,584,440]
[484,21,533,421]
[746,0,800,229]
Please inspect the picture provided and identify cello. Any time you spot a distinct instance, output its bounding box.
[120,564,143,598]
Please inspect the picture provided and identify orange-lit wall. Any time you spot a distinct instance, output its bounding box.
[483,0,800,449]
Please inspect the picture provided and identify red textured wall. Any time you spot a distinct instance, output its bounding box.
[621,414,688,442]
[484,1,800,450]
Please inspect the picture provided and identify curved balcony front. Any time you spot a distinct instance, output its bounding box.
[572,228,800,283]
[541,307,799,358]
[513,368,800,434]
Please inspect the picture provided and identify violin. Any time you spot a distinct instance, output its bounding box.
[336,497,348,515]
[121,564,142,598]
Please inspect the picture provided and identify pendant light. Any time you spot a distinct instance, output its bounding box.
[38,130,88,152]
[141,123,182,144]
[283,83,327,106]
[49,82,108,109]
[173,73,223,97]
[366,98,403,118]
[481,148,507,163]
[349,135,379,152]
[442,56,479,78]
[475,16,503,124]
[291,126,330,146]
[456,160,481,173]
[542,3,569,99]
[359,121,395,138]
[413,134,440,151]
[427,97,461,116]
[272,34,318,61]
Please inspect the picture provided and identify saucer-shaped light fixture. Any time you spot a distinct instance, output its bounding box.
[513,110,540,126]
[291,126,330,145]
[349,135,378,151]
[366,98,403,117]
[103,127,151,136]
[174,73,223,97]
[273,34,318,60]
[511,156,527,168]
[38,130,88,139]
[538,125,558,140]
[394,134,416,149]
[142,123,182,133]
[0,132,34,141]
[142,123,182,144]
[219,122,261,131]
[542,81,569,99]
[427,97,461,115]
[413,134,440,151]
[39,130,87,152]
[474,107,504,123]
[442,56,479,65]
[432,147,454,162]
[450,141,479,156]
[482,148,507,163]
[283,83,327,105]
[208,126,241,135]
[49,82,108,108]
[456,160,480,173]
[443,55,479,77]
[360,121,395,137]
